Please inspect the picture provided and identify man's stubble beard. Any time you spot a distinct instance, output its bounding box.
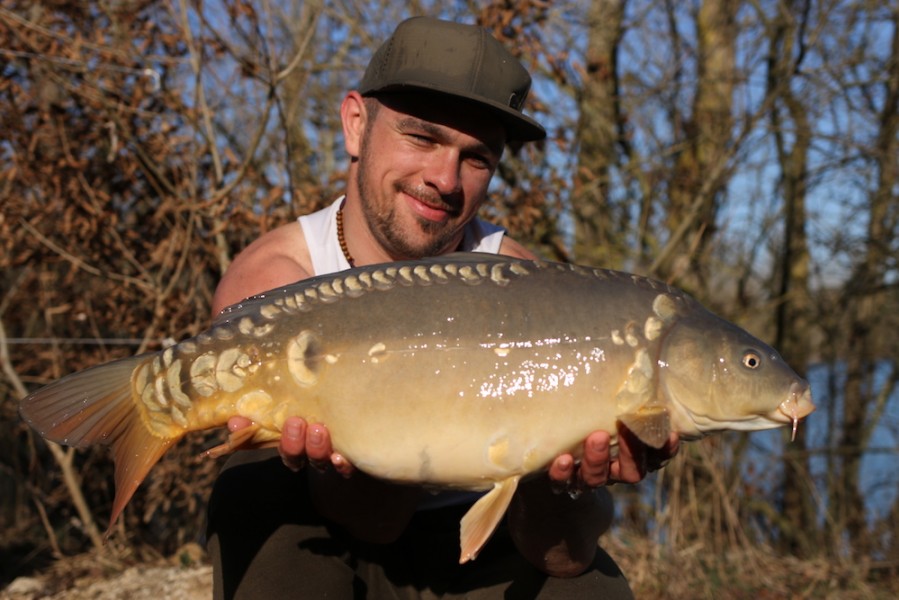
[356,130,464,260]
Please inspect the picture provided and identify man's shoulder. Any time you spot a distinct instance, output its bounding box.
[237,221,313,273]
[497,236,538,259]
[212,222,314,314]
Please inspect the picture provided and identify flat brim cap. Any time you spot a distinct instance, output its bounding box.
[359,17,546,142]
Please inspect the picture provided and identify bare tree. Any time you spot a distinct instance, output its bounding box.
[762,0,815,557]
[572,0,627,268]
[655,0,738,292]
[831,4,899,557]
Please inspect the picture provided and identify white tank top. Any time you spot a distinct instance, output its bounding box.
[298,197,506,276]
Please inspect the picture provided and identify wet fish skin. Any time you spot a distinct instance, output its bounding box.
[19,253,815,562]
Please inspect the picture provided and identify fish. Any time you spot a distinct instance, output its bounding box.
[19,253,815,562]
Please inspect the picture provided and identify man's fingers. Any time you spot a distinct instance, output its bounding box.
[549,431,613,492]
[276,419,353,474]
[545,429,680,490]
[306,423,333,470]
[548,454,576,483]
[577,431,611,487]
[612,426,645,484]
[279,417,307,471]
[331,453,355,478]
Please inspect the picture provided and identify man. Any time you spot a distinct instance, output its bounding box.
[206,17,678,599]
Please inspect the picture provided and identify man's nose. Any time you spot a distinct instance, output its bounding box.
[422,150,462,195]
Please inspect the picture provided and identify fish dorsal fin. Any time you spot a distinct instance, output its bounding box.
[618,405,671,449]
[212,253,528,326]
[459,476,521,563]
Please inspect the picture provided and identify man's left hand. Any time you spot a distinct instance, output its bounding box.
[547,427,680,490]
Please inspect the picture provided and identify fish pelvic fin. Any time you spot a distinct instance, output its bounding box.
[203,424,280,459]
[618,405,671,449]
[19,355,182,536]
[459,475,521,564]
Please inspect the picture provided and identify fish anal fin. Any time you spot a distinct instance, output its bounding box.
[203,424,280,459]
[106,425,180,538]
[618,405,671,449]
[459,476,521,564]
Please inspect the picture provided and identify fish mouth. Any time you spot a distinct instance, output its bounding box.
[769,380,816,441]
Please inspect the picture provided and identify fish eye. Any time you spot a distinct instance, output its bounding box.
[742,351,762,369]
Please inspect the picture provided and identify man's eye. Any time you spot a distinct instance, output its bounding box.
[465,154,493,169]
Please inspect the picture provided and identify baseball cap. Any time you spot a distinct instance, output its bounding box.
[358,17,546,142]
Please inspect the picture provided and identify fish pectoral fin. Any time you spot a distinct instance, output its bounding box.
[203,424,278,459]
[459,476,520,564]
[618,405,671,449]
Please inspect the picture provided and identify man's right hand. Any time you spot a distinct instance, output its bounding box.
[226,415,355,476]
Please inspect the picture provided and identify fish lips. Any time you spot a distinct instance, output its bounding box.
[768,380,815,440]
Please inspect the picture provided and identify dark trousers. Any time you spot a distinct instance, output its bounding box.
[206,449,634,599]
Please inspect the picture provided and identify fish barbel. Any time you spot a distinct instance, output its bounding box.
[19,253,815,562]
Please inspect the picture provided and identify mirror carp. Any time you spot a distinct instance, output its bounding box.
[20,253,815,562]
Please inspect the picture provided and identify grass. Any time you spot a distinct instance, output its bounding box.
[604,531,898,599]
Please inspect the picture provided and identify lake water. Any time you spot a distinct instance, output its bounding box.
[736,361,898,524]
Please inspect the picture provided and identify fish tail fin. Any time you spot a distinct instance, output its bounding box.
[459,476,520,563]
[19,355,181,534]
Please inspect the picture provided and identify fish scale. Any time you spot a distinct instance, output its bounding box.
[19,252,814,563]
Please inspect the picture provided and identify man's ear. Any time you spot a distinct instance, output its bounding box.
[341,91,367,158]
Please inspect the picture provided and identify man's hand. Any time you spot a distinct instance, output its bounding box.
[547,426,680,490]
[226,416,354,476]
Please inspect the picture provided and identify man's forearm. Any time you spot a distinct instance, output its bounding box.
[507,480,614,577]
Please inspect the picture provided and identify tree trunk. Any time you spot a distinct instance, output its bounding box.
[764,0,816,557]
[656,0,737,291]
[835,8,899,557]
[572,0,626,268]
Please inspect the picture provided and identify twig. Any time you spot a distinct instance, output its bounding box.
[31,495,63,558]
[272,1,320,84]
[19,219,153,291]
[1,317,31,400]
[177,0,224,183]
